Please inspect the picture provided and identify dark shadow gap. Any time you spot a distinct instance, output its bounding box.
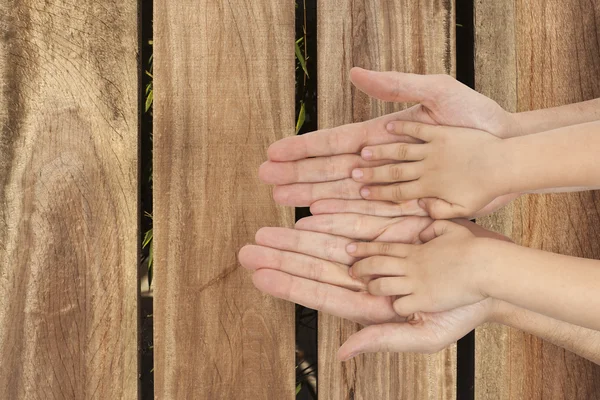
[139,0,154,398]
[295,0,318,399]
[455,0,476,398]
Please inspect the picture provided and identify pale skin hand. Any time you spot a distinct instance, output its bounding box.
[238,215,496,360]
[260,67,520,217]
[348,218,600,332]
[354,121,507,219]
[347,220,487,315]
[241,214,600,363]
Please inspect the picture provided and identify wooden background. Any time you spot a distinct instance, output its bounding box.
[476,0,600,398]
[0,0,138,398]
[0,0,598,399]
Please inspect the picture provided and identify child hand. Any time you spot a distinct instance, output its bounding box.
[352,121,509,219]
[346,220,488,316]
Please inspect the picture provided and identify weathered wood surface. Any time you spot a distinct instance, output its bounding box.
[475,0,600,398]
[153,1,296,399]
[317,1,457,398]
[0,1,139,399]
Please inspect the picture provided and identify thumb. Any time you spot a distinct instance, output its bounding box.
[350,67,447,106]
[419,219,462,243]
[337,323,440,361]
[418,198,469,220]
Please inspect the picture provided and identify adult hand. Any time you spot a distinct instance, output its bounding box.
[239,215,502,360]
[259,67,520,219]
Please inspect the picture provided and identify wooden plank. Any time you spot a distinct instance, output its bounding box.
[475,0,600,398]
[317,1,456,399]
[153,1,295,399]
[0,1,138,399]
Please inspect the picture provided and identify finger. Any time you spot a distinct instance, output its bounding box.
[350,67,454,108]
[361,143,426,162]
[352,163,424,184]
[385,121,437,142]
[258,155,390,185]
[337,323,433,360]
[251,269,402,326]
[267,105,435,162]
[255,227,356,265]
[350,256,408,280]
[295,213,432,243]
[368,277,413,296]
[418,219,464,243]
[417,198,470,220]
[361,181,425,202]
[393,295,421,316]
[309,199,428,217]
[273,178,363,206]
[238,245,365,291]
[346,242,415,258]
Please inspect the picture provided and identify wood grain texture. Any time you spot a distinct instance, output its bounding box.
[317,1,456,399]
[0,1,138,399]
[153,1,295,399]
[475,0,600,398]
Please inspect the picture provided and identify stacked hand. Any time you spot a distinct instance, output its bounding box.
[239,214,499,359]
[241,67,600,360]
[259,67,521,219]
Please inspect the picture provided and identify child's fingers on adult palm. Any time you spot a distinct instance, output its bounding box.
[368,277,413,296]
[360,181,425,202]
[349,255,409,280]
[360,143,427,162]
[346,241,415,258]
[352,162,424,184]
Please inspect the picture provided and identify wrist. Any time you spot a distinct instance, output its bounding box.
[486,139,520,196]
[471,237,510,300]
[503,112,527,138]
[486,299,518,324]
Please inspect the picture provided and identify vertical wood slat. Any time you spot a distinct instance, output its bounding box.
[0,1,139,399]
[476,0,600,398]
[317,1,457,399]
[153,1,296,399]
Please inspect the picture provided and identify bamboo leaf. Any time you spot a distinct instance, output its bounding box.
[295,41,309,78]
[145,89,153,113]
[295,102,306,134]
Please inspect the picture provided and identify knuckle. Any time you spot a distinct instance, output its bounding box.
[378,243,392,254]
[392,185,404,201]
[390,165,403,181]
[412,123,423,137]
[308,258,325,281]
[396,144,409,160]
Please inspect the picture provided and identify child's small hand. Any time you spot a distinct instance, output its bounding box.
[352,121,509,219]
[346,220,488,316]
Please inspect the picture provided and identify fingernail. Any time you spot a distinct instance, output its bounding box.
[346,244,357,254]
[352,169,363,179]
[361,149,373,160]
[418,199,426,209]
[348,266,354,277]
[386,122,395,132]
[360,187,371,198]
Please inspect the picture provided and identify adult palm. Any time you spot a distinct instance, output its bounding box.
[239,214,499,360]
[259,68,520,219]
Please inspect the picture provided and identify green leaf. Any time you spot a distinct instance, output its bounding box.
[145,89,153,113]
[295,383,301,395]
[295,102,305,134]
[142,228,153,248]
[295,40,309,78]
[148,239,153,288]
